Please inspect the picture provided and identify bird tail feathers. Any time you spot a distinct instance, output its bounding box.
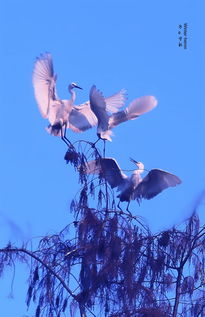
[126,96,157,119]
[46,124,64,137]
[100,130,113,141]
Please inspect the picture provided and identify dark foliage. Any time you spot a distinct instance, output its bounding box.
[0,141,205,317]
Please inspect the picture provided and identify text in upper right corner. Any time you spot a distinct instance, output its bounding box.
[178,23,188,49]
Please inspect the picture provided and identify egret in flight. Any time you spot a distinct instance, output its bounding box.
[33,53,127,145]
[89,85,158,141]
[85,157,181,210]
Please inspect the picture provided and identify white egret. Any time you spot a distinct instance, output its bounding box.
[33,53,127,145]
[85,157,181,210]
[67,87,127,136]
[88,85,158,141]
[33,53,83,146]
[89,85,110,143]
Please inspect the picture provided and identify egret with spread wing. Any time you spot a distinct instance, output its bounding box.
[33,53,82,146]
[85,157,181,211]
[67,87,126,136]
[33,53,127,146]
[88,85,158,142]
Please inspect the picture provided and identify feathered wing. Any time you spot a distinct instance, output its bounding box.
[100,158,127,188]
[69,85,113,137]
[89,85,109,135]
[85,158,127,188]
[109,95,157,129]
[68,103,98,132]
[70,88,127,132]
[84,159,102,174]
[32,53,58,118]
[133,169,181,201]
[104,89,127,113]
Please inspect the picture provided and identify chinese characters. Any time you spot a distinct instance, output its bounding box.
[178,23,188,49]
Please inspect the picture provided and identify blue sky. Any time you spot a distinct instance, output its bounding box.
[0,0,205,315]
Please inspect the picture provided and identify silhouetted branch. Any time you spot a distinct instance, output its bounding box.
[1,141,205,316]
[0,247,76,300]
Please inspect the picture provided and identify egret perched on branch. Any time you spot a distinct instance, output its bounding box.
[33,53,127,145]
[85,157,181,210]
[89,85,158,141]
[33,53,82,146]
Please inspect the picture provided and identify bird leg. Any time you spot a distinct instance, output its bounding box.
[91,138,106,157]
[62,124,76,150]
[63,123,73,145]
[103,139,106,158]
[60,126,73,148]
[91,137,100,148]
[63,122,68,138]
[126,202,132,216]
[61,135,71,147]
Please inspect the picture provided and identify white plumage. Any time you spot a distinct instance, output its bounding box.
[88,85,158,141]
[33,53,127,142]
[85,157,181,210]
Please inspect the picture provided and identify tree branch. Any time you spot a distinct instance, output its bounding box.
[0,247,77,300]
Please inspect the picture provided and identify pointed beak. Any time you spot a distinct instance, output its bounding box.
[75,85,83,90]
[130,157,139,164]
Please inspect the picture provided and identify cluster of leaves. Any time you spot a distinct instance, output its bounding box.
[0,142,205,317]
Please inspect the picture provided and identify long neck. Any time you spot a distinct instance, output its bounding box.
[137,163,144,174]
[132,169,142,178]
[69,88,76,103]
[130,170,141,186]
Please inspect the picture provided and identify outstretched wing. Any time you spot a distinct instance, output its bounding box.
[109,95,157,128]
[68,104,97,132]
[84,159,102,174]
[104,89,127,113]
[75,89,127,115]
[70,86,122,134]
[134,169,181,200]
[89,85,109,133]
[32,53,58,118]
[85,158,127,188]
[69,88,127,133]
